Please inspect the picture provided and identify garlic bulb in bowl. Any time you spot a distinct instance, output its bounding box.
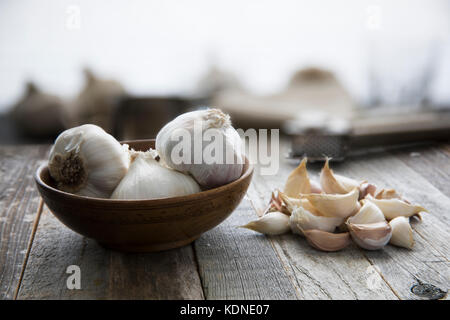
[156,108,243,188]
[48,124,130,198]
[111,151,201,200]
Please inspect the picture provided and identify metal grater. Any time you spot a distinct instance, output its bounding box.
[284,110,450,162]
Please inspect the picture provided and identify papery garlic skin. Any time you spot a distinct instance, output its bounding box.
[302,188,360,218]
[156,108,243,189]
[290,206,343,234]
[365,195,426,220]
[111,152,201,200]
[389,217,414,249]
[240,211,290,235]
[48,124,130,198]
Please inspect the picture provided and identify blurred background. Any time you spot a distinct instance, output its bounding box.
[0,0,449,158]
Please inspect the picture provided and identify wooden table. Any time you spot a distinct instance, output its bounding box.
[1,143,449,300]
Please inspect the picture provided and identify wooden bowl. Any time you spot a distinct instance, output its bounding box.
[35,139,253,252]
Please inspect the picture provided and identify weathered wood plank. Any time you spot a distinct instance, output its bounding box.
[0,145,49,300]
[392,144,450,197]
[17,206,204,300]
[194,198,300,299]
[248,165,398,299]
[329,150,449,299]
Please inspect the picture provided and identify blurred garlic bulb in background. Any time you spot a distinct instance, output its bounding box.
[156,108,243,188]
[48,124,130,198]
[111,152,201,200]
[10,82,66,138]
[68,69,125,132]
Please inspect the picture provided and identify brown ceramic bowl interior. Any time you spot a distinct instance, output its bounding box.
[35,139,253,252]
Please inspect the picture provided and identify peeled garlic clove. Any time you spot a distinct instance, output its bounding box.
[240,211,290,235]
[347,221,392,250]
[290,206,343,234]
[302,188,360,218]
[111,152,201,200]
[284,158,311,197]
[365,195,427,220]
[389,216,414,249]
[320,158,359,194]
[302,229,351,252]
[48,124,130,198]
[156,108,243,189]
[347,200,385,225]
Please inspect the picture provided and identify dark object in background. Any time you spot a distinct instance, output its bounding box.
[112,95,209,140]
[68,69,126,133]
[285,110,450,161]
[10,82,66,140]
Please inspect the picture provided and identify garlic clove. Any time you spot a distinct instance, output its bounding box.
[279,191,322,216]
[284,158,311,197]
[365,195,427,220]
[320,158,359,194]
[301,229,351,252]
[389,216,414,249]
[240,211,290,235]
[347,200,385,225]
[346,221,392,250]
[310,179,323,194]
[290,206,343,234]
[111,152,201,200]
[301,188,360,218]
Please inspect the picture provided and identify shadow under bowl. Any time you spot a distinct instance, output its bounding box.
[35,139,253,252]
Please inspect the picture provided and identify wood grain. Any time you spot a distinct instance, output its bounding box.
[328,150,449,299]
[0,145,49,299]
[17,205,204,299]
[194,198,300,299]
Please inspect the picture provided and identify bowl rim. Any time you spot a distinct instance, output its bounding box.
[35,143,253,205]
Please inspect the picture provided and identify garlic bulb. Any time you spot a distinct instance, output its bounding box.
[156,108,243,188]
[240,211,290,235]
[48,124,130,198]
[365,195,426,220]
[302,229,351,252]
[389,216,414,249]
[290,206,343,234]
[301,188,360,218]
[111,152,201,200]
